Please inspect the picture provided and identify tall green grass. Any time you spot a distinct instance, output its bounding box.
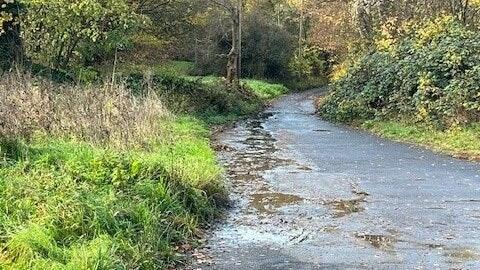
[243,79,288,99]
[0,73,226,269]
[0,117,224,269]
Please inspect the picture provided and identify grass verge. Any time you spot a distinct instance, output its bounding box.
[127,73,288,126]
[0,117,224,270]
[0,73,227,269]
[183,76,288,100]
[362,120,480,160]
[0,69,287,269]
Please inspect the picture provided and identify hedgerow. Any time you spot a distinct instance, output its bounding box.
[319,16,480,128]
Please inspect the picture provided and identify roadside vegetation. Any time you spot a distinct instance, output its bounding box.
[317,1,480,159]
[0,73,225,269]
[1,0,323,268]
[362,121,480,160]
[0,66,288,269]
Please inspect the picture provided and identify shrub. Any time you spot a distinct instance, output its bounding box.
[319,16,480,127]
[241,11,296,79]
[0,0,22,71]
[289,44,328,79]
[21,0,143,69]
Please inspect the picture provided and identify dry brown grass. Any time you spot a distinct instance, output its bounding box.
[0,72,169,148]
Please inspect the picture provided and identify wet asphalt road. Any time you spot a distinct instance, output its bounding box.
[193,89,480,270]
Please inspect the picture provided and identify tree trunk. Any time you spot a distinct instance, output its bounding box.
[460,0,470,25]
[299,0,305,47]
[226,6,240,87]
[0,0,23,71]
[237,0,242,79]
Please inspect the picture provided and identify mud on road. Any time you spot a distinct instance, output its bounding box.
[190,89,480,270]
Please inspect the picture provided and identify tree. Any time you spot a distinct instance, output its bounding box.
[242,9,296,79]
[209,0,243,87]
[21,0,143,69]
[351,0,480,41]
[308,0,356,55]
[130,0,203,38]
[286,0,308,46]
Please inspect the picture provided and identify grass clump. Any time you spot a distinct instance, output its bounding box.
[0,73,225,269]
[242,79,288,99]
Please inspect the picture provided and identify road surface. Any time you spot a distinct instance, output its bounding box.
[192,89,480,270]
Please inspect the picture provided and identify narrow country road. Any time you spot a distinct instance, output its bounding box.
[193,89,480,270]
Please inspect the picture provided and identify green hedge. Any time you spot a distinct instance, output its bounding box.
[319,16,480,128]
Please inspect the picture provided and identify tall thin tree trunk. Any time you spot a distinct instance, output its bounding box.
[299,0,305,47]
[226,13,239,86]
[237,0,242,79]
[226,3,241,88]
[461,0,470,25]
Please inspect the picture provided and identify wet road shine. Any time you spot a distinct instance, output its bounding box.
[196,89,480,270]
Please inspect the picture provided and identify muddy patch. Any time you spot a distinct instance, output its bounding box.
[250,193,304,214]
[326,196,367,218]
[224,112,294,187]
[355,233,397,249]
[445,248,480,262]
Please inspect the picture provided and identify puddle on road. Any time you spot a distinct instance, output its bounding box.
[250,193,304,214]
[212,111,316,247]
[425,243,445,249]
[297,165,313,171]
[223,112,294,186]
